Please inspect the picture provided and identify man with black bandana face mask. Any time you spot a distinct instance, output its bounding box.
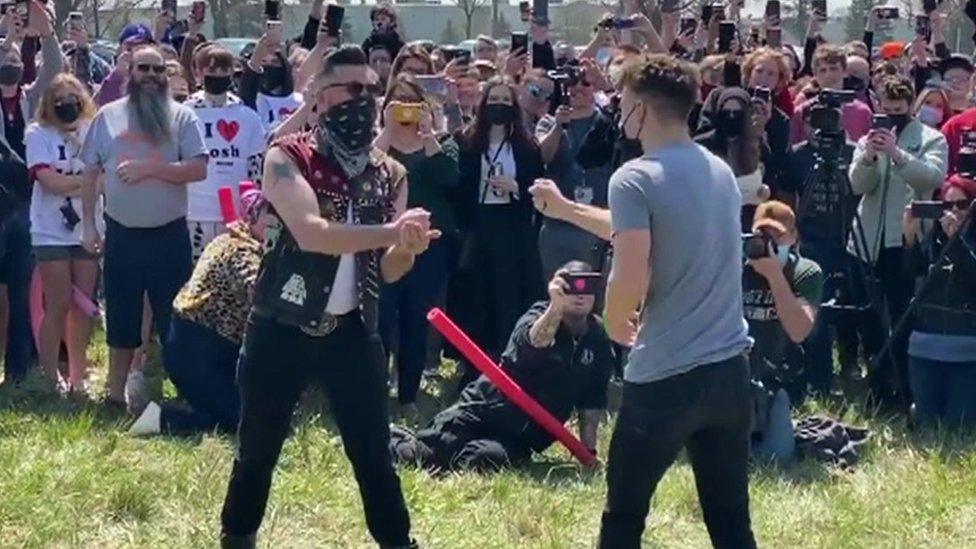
[849,75,948,409]
[183,45,267,261]
[219,46,431,549]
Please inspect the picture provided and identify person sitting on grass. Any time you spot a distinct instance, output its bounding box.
[390,262,614,473]
[128,188,269,436]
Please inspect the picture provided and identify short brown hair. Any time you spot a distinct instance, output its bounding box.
[36,73,97,129]
[195,44,234,72]
[752,200,796,237]
[812,44,847,71]
[880,75,915,104]
[620,54,699,123]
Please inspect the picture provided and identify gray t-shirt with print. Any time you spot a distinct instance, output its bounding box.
[80,96,207,228]
[609,141,751,384]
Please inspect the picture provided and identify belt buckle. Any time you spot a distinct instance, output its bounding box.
[300,310,338,338]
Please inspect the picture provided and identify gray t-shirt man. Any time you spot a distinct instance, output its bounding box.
[80,97,208,228]
[609,141,751,384]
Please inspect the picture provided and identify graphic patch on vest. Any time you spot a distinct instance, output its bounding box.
[281,274,307,305]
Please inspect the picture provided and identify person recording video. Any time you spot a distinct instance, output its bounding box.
[849,75,948,408]
[903,175,976,428]
[790,45,872,145]
[742,202,823,403]
[390,263,613,473]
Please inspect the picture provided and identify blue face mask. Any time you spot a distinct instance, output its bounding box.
[775,243,791,266]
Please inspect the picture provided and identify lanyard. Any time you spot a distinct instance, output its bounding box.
[481,139,510,203]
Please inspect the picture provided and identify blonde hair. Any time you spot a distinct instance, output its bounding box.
[36,73,96,130]
[742,48,791,89]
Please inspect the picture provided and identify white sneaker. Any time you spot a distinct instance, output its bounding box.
[128,401,162,436]
[125,369,150,416]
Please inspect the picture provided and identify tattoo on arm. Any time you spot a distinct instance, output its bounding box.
[529,306,562,348]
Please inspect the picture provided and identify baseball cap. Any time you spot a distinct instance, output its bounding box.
[880,42,905,61]
[118,23,154,46]
[940,54,976,75]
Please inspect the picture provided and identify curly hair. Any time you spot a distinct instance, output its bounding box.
[620,54,700,123]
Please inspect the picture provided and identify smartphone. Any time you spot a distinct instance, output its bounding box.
[325,4,344,37]
[532,0,548,25]
[67,11,84,33]
[415,75,447,98]
[876,6,899,19]
[915,14,931,38]
[561,272,602,295]
[160,0,176,17]
[923,0,937,13]
[680,17,697,36]
[392,103,423,125]
[718,22,735,53]
[265,20,282,42]
[11,0,27,25]
[765,0,781,24]
[264,0,280,21]
[742,233,772,260]
[191,0,206,23]
[701,3,713,22]
[753,87,772,102]
[872,113,894,131]
[812,0,827,21]
[519,0,530,22]
[911,201,946,219]
[510,31,528,54]
[766,27,782,47]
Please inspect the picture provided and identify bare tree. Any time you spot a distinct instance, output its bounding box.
[457,0,489,39]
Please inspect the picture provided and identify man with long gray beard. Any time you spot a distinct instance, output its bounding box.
[79,44,207,407]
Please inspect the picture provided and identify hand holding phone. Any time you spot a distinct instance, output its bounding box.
[264,0,280,21]
[510,31,528,55]
[560,271,602,296]
[324,4,344,38]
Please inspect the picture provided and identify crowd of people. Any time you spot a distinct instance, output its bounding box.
[0,0,975,547]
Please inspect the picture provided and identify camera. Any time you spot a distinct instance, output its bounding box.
[60,199,81,231]
[742,231,774,260]
[808,89,855,135]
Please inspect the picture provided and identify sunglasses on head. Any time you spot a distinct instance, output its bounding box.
[323,81,382,97]
[135,63,166,74]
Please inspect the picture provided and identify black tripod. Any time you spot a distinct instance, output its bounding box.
[796,131,899,403]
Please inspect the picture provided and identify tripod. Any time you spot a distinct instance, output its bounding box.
[796,131,900,403]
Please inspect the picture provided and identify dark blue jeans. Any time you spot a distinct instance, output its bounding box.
[379,238,450,404]
[0,205,34,382]
[103,217,192,349]
[598,356,756,549]
[909,355,976,429]
[161,316,241,435]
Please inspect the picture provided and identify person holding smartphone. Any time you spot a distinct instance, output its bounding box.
[849,75,948,408]
[448,77,544,382]
[0,0,62,386]
[391,261,613,472]
[902,175,976,428]
[240,28,303,134]
[373,74,460,421]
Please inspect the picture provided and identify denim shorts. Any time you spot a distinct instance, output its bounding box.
[33,245,98,263]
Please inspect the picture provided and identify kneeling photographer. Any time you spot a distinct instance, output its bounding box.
[743,203,822,460]
[903,175,976,428]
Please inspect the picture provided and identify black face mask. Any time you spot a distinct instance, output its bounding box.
[843,76,866,92]
[54,101,81,124]
[261,65,287,93]
[173,94,188,103]
[319,94,377,177]
[0,64,24,86]
[203,75,233,95]
[484,104,516,125]
[715,109,746,139]
[889,113,911,133]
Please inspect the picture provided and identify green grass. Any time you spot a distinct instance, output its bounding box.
[2,336,976,548]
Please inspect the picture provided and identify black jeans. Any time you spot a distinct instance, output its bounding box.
[598,355,756,549]
[220,315,412,547]
[160,316,240,435]
[860,247,913,406]
[0,204,33,382]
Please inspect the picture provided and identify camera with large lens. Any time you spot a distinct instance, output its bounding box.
[742,230,774,260]
[547,62,580,108]
[808,88,855,136]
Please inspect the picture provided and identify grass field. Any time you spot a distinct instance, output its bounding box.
[1,335,976,548]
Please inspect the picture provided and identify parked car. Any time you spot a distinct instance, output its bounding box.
[215,37,257,58]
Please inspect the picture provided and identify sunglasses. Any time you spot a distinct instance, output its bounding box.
[945,199,974,211]
[323,81,382,97]
[135,63,166,74]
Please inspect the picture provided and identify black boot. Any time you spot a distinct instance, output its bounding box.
[220,532,257,549]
